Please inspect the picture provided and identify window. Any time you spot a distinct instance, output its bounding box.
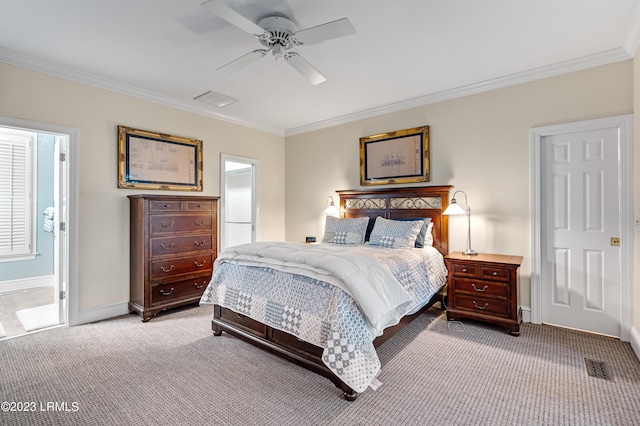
[0,128,36,259]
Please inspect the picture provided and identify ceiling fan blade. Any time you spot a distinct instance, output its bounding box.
[201,0,266,36]
[284,52,327,85]
[293,18,355,45]
[217,49,268,75]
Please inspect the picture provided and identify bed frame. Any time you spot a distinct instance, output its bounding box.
[211,186,452,400]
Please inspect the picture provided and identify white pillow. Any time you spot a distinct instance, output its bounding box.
[368,216,424,249]
[424,222,434,246]
[322,216,369,244]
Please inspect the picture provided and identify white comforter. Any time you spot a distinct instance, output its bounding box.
[213,241,438,336]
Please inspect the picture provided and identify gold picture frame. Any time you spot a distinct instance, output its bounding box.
[359,125,430,185]
[117,125,203,191]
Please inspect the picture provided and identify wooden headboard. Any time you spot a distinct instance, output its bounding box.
[336,186,452,255]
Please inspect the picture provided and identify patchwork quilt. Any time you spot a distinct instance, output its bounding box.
[200,242,447,393]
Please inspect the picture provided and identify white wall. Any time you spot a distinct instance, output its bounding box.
[285,61,633,309]
[0,62,286,315]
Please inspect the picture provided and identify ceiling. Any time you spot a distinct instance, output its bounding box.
[1,1,639,136]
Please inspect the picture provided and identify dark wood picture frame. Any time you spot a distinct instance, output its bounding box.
[117,125,203,191]
[359,125,430,185]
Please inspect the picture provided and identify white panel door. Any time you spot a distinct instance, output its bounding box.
[541,127,620,336]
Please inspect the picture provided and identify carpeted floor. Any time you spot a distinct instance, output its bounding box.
[0,305,639,426]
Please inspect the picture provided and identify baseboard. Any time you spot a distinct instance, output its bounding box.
[630,326,640,362]
[77,302,130,325]
[0,276,54,292]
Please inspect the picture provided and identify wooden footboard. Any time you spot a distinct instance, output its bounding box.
[211,289,445,400]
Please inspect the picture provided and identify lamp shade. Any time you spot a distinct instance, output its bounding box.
[443,201,465,215]
[324,196,339,217]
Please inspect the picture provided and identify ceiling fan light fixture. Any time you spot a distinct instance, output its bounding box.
[193,90,239,108]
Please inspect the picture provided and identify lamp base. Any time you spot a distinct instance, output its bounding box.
[462,249,478,256]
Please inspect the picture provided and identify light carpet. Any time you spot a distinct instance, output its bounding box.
[15,303,58,332]
[0,321,6,338]
[0,306,639,426]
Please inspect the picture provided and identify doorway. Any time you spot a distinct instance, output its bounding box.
[530,115,633,340]
[220,154,258,249]
[0,117,77,339]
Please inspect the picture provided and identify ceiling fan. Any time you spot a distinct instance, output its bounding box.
[201,0,356,85]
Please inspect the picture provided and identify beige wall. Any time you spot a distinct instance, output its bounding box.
[0,62,286,313]
[285,61,633,309]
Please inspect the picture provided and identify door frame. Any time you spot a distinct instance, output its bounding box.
[220,153,259,249]
[0,116,79,327]
[530,114,633,341]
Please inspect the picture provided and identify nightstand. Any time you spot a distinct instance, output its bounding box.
[444,252,523,335]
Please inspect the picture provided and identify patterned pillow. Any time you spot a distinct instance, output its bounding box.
[396,217,432,247]
[368,216,424,249]
[322,216,369,244]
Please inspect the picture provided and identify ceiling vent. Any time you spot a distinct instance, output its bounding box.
[193,90,238,108]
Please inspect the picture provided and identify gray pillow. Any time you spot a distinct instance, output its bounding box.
[322,216,369,244]
[368,216,424,249]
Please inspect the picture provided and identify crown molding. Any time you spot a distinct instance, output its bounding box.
[285,48,631,136]
[0,48,285,137]
[0,46,631,139]
[624,4,640,56]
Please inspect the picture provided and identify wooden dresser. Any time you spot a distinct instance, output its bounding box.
[444,252,523,335]
[128,195,219,321]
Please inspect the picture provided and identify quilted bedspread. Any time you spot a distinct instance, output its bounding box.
[200,242,447,393]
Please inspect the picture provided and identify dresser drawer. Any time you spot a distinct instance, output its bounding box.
[480,266,512,282]
[454,295,510,318]
[150,235,213,258]
[149,254,213,280]
[219,307,266,338]
[149,200,182,212]
[452,277,508,298]
[185,200,215,212]
[150,276,209,306]
[149,214,213,235]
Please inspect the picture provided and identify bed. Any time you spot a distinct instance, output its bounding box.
[200,186,452,400]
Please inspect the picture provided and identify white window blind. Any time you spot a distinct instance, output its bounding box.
[0,129,35,258]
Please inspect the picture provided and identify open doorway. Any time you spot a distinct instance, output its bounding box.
[0,119,75,339]
[220,154,258,249]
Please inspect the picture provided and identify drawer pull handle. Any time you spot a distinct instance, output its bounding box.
[197,204,202,208]
[194,260,207,267]
[194,281,206,289]
[160,288,174,296]
[194,240,207,246]
[492,272,498,276]
[160,221,174,228]
[164,204,170,208]
[471,284,488,292]
[160,265,174,273]
[160,243,175,250]
[473,301,489,310]
[194,220,205,226]
[236,313,246,319]
[462,268,467,272]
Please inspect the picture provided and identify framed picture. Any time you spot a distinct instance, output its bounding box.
[117,125,203,191]
[359,125,430,185]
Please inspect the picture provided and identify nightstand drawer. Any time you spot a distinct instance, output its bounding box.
[452,277,508,298]
[455,295,510,317]
[450,263,479,277]
[480,266,512,282]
